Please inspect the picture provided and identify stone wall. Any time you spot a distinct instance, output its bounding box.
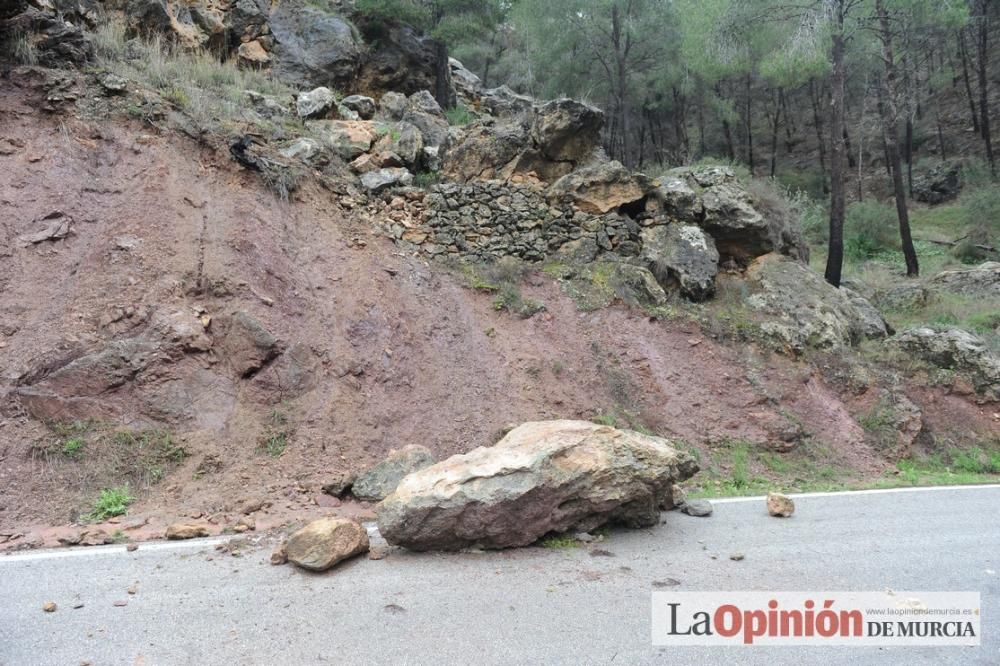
[389,181,646,263]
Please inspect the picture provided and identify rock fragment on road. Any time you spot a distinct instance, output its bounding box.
[767,492,795,517]
[42,602,56,613]
[680,499,713,517]
[165,523,210,540]
[285,517,369,571]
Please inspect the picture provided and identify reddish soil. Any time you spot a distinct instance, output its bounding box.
[1,72,996,551]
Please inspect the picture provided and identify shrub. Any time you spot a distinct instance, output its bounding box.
[843,200,899,261]
[445,104,474,126]
[86,486,134,521]
[956,187,1000,263]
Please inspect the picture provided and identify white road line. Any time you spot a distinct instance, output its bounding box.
[3,485,998,563]
[1,523,383,564]
[707,483,1000,504]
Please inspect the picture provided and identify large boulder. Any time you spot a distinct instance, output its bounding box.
[373,121,424,169]
[376,420,699,551]
[480,85,534,118]
[656,175,702,220]
[285,518,369,571]
[449,57,482,101]
[928,262,1000,298]
[352,445,436,501]
[662,166,806,262]
[308,120,376,160]
[530,99,604,163]
[745,254,889,350]
[355,22,444,101]
[360,168,413,192]
[402,91,450,150]
[443,120,530,181]
[125,0,226,51]
[912,162,962,205]
[340,95,377,120]
[548,162,653,215]
[269,4,361,90]
[641,224,719,301]
[888,328,1000,401]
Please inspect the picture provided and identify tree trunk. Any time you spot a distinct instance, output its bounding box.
[745,72,754,174]
[716,82,736,160]
[432,40,455,110]
[876,0,919,277]
[769,87,782,178]
[809,78,829,193]
[975,0,995,175]
[825,4,847,288]
[958,30,980,134]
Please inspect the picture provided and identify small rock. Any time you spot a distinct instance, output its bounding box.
[270,544,288,566]
[112,600,128,607]
[729,553,745,561]
[767,492,795,517]
[164,523,209,540]
[652,578,681,588]
[680,499,713,517]
[574,532,596,543]
[42,602,57,613]
[368,548,388,560]
[72,601,84,609]
[126,585,138,595]
[126,543,138,552]
[297,87,337,119]
[100,73,128,95]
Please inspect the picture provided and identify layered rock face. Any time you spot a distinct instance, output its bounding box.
[377,420,699,551]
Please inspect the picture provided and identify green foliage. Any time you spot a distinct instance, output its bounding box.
[445,104,474,126]
[540,534,580,549]
[592,414,619,427]
[843,201,899,261]
[62,438,86,458]
[413,171,442,189]
[258,407,292,458]
[86,486,134,522]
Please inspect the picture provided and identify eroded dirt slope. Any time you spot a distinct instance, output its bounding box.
[0,75,993,545]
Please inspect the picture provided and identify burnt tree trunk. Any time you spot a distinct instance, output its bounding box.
[825,3,847,288]
[876,0,919,276]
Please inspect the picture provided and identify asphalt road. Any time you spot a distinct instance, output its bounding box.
[1,485,997,665]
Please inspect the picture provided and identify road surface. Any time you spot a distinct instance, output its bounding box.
[1,485,997,665]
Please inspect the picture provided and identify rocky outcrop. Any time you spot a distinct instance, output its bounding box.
[354,21,444,101]
[352,445,436,501]
[745,254,889,350]
[269,4,361,90]
[888,328,1000,401]
[912,162,962,205]
[641,224,719,301]
[449,57,482,102]
[530,99,604,164]
[654,167,807,262]
[308,120,376,160]
[376,420,699,551]
[444,100,605,185]
[285,517,369,571]
[928,262,1000,298]
[480,85,534,118]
